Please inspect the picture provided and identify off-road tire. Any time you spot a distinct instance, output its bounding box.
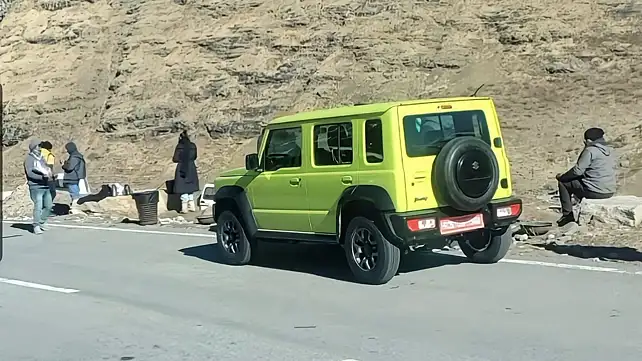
[344,216,401,285]
[459,227,512,264]
[215,210,252,265]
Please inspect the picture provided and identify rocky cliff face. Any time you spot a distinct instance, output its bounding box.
[1,0,641,212]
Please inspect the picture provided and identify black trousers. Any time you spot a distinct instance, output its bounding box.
[558,180,613,216]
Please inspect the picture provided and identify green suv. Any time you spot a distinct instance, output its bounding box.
[213,97,522,284]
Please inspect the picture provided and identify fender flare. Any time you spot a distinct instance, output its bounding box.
[214,185,258,237]
[336,185,396,239]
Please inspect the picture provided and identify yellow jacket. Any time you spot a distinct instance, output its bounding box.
[41,148,55,166]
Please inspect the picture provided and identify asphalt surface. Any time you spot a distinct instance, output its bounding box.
[1,222,642,361]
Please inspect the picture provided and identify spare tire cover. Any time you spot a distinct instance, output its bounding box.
[432,137,499,212]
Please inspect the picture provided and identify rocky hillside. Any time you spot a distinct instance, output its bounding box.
[1,0,641,216]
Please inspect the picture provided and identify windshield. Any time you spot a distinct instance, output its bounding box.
[402,110,491,157]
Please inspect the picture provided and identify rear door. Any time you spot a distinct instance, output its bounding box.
[396,99,505,212]
[306,119,359,234]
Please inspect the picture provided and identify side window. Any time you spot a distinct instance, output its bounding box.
[262,127,302,171]
[365,119,383,163]
[313,122,353,166]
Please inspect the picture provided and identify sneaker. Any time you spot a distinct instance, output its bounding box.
[40,223,50,231]
[33,226,43,235]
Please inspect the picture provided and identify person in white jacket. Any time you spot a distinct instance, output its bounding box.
[24,139,54,234]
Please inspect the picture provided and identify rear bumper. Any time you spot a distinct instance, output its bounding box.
[381,197,522,250]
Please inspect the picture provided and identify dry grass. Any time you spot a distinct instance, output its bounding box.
[1,0,641,229]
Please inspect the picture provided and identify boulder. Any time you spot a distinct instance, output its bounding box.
[578,196,642,227]
[78,189,169,218]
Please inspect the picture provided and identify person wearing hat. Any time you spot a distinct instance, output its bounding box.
[24,138,54,234]
[555,127,617,227]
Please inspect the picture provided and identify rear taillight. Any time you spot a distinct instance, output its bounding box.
[496,203,521,218]
[407,217,436,232]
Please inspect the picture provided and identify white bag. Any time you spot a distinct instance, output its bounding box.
[78,178,91,195]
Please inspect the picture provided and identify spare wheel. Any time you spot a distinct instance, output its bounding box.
[432,137,499,212]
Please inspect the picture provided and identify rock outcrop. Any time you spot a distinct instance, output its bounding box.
[579,196,642,227]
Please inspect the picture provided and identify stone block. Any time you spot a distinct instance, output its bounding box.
[578,196,642,227]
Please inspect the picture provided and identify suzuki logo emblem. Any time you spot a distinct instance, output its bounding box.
[472,161,480,170]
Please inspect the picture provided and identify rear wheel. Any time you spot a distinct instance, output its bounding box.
[215,210,252,265]
[459,227,513,263]
[344,216,401,285]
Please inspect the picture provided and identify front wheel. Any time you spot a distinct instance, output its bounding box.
[344,216,401,285]
[215,210,252,265]
[459,227,513,263]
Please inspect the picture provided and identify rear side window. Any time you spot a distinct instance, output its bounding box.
[262,127,302,171]
[365,119,383,163]
[402,110,491,157]
[313,122,353,166]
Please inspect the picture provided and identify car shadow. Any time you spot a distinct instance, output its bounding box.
[533,243,642,262]
[178,242,466,283]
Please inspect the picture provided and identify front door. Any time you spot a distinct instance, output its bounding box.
[248,126,312,233]
[306,120,359,234]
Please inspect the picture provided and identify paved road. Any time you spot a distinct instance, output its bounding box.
[1,222,642,361]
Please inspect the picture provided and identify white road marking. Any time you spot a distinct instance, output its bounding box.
[432,249,642,276]
[0,277,80,294]
[4,220,642,276]
[500,258,627,273]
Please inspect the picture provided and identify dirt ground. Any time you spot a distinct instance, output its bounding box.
[1,0,641,245]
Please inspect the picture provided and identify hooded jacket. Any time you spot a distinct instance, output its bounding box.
[559,138,617,194]
[61,142,87,182]
[24,139,51,188]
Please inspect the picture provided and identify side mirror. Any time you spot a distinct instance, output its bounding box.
[245,153,259,171]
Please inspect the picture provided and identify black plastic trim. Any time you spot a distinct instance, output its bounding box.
[214,185,258,238]
[382,197,523,250]
[336,185,397,242]
[255,230,337,244]
[493,137,503,148]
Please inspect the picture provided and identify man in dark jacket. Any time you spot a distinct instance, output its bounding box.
[61,141,87,212]
[172,131,199,213]
[24,138,53,234]
[556,127,617,226]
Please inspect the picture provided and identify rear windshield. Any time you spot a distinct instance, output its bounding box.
[402,110,491,157]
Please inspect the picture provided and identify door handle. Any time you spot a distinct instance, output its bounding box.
[341,176,353,185]
[289,177,301,186]
[413,171,427,180]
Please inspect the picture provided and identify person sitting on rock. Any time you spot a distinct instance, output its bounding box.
[555,127,616,227]
[24,138,54,234]
[40,140,56,202]
[172,130,199,213]
[61,141,87,213]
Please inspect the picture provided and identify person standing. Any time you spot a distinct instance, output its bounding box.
[172,130,199,213]
[555,127,617,227]
[40,140,56,202]
[24,139,53,234]
[61,141,87,213]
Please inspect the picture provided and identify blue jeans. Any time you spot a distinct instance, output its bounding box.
[68,182,80,200]
[49,182,57,202]
[29,187,53,227]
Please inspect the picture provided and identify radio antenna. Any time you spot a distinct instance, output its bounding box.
[470,83,485,97]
